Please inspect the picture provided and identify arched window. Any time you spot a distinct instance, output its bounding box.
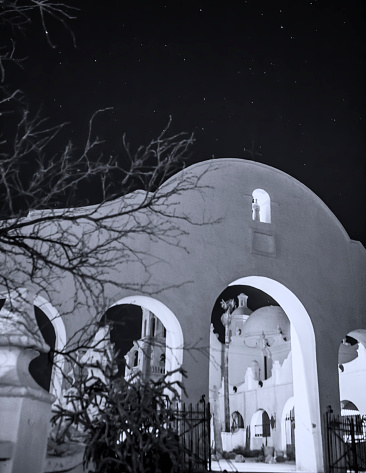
[252,189,271,223]
[231,411,244,432]
[133,350,139,367]
[252,409,271,438]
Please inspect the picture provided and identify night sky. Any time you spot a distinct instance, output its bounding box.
[4,0,366,247]
[4,1,365,244]
[3,1,365,369]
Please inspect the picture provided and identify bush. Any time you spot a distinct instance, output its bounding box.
[244,448,262,458]
[232,446,246,456]
[52,355,187,473]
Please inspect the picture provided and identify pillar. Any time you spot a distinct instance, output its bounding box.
[0,289,55,473]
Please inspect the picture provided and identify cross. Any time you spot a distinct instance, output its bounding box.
[243,140,263,160]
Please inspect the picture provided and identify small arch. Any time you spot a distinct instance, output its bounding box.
[231,411,244,432]
[133,350,139,367]
[281,396,295,454]
[340,400,359,416]
[251,409,271,447]
[252,189,271,223]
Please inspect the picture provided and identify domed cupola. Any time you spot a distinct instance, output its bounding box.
[231,293,252,335]
[242,305,290,348]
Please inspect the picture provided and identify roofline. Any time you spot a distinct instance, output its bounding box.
[163,158,364,249]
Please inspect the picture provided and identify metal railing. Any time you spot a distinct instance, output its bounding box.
[324,413,366,473]
[170,399,211,472]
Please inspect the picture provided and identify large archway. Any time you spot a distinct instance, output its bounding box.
[108,295,184,391]
[228,276,323,472]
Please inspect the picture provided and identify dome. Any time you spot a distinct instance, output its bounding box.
[232,305,252,317]
[242,305,290,347]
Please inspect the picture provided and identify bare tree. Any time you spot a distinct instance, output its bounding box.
[0,0,218,385]
[0,1,209,310]
[0,7,220,471]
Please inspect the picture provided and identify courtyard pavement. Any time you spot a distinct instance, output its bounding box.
[211,459,297,472]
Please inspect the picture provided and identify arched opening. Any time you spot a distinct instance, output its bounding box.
[210,283,296,465]
[209,276,321,471]
[34,295,66,399]
[250,409,271,449]
[133,350,139,368]
[33,295,66,399]
[229,276,322,472]
[252,189,271,223]
[340,400,359,417]
[231,411,244,432]
[338,329,366,416]
[99,305,167,382]
[102,296,184,392]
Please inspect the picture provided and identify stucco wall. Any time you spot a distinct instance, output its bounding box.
[5,159,366,410]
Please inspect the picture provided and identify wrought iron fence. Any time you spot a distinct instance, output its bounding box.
[170,399,211,472]
[324,413,366,473]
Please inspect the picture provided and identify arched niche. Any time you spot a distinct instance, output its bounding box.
[252,189,271,223]
[109,295,184,394]
[229,276,322,472]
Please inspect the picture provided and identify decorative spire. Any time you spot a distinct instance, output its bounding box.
[237,293,249,308]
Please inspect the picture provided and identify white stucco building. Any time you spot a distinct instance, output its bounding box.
[210,291,366,459]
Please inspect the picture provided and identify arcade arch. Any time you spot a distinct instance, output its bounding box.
[107,295,184,390]
[225,276,322,472]
[338,329,366,416]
